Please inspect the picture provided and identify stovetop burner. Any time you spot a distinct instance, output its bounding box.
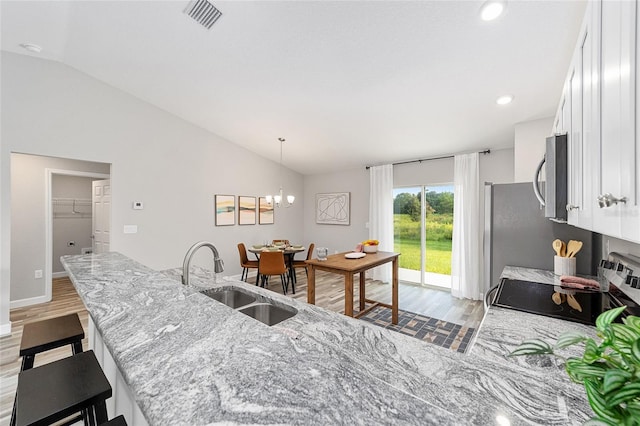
[492,279,640,326]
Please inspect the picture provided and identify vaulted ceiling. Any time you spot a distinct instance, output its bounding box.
[1,1,586,174]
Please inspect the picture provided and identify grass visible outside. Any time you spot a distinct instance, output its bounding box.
[394,213,453,275]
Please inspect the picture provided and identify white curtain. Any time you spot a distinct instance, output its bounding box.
[451,153,482,300]
[369,164,394,283]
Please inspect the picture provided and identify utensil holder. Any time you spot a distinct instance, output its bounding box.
[554,256,576,276]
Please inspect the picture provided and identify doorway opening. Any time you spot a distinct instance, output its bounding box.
[46,169,110,300]
[393,184,454,289]
[9,152,110,309]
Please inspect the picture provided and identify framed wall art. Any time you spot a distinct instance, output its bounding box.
[238,196,257,225]
[258,197,274,225]
[215,194,236,226]
[316,192,350,225]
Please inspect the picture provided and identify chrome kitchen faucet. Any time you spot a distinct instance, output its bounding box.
[182,241,224,285]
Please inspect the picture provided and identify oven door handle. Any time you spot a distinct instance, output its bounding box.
[484,284,500,310]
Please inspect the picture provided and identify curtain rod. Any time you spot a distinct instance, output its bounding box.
[365,149,491,170]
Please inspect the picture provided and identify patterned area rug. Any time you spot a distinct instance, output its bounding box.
[360,306,476,354]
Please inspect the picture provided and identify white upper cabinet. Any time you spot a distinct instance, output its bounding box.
[563,3,595,230]
[559,0,640,243]
[592,0,639,243]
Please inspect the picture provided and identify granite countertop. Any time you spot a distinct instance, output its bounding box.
[62,253,596,425]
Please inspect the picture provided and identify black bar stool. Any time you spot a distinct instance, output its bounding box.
[13,350,112,426]
[10,313,85,426]
[19,313,85,370]
[100,415,128,426]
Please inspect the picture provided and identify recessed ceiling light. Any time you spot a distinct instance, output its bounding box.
[480,1,506,21]
[496,95,514,105]
[19,43,42,53]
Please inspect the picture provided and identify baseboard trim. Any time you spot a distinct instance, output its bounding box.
[52,271,68,279]
[10,294,51,309]
[0,321,12,337]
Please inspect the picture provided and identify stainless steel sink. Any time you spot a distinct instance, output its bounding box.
[239,303,297,326]
[201,289,256,308]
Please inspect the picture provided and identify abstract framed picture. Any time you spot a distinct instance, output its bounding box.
[238,196,257,225]
[215,195,236,226]
[316,192,350,225]
[258,197,274,225]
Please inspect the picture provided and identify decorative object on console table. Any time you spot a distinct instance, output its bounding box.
[509,307,640,424]
[258,197,274,224]
[316,192,350,225]
[215,194,235,226]
[238,196,256,225]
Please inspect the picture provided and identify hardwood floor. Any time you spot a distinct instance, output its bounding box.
[0,272,483,426]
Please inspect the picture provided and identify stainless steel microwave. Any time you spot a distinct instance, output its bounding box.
[532,134,568,222]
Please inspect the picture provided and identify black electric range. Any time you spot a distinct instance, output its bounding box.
[491,279,640,326]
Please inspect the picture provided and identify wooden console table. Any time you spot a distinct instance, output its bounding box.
[306,251,400,324]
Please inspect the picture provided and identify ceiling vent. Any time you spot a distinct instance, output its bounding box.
[184,0,222,30]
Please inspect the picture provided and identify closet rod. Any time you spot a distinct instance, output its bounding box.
[365,149,490,170]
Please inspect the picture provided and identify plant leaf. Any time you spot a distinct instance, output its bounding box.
[611,323,640,345]
[602,370,632,394]
[566,359,607,381]
[508,339,553,357]
[623,315,640,330]
[625,400,640,420]
[555,331,588,349]
[631,338,640,365]
[584,380,621,424]
[583,338,603,364]
[596,306,626,333]
[606,382,640,407]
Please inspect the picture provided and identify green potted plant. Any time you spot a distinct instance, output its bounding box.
[509,306,640,425]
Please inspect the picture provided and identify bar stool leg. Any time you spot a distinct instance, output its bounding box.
[94,400,108,425]
[20,355,35,371]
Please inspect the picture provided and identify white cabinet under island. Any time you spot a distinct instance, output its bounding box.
[62,252,597,425]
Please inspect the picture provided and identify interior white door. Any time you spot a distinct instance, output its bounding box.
[92,179,111,253]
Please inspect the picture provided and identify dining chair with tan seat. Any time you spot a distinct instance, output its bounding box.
[272,239,289,246]
[237,243,259,284]
[292,243,315,288]
[258,251,290,294]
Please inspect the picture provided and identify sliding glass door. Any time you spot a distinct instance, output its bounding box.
[393,185,454,288]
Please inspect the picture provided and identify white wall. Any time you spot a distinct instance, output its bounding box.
[303,148,515,256]
[10,154,110,303]
[52,174,98,274]
[513,117,554,182]
[303,168,370,253]
[1,52,304,333]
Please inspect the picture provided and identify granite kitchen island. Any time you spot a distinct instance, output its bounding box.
[62,253,596,425]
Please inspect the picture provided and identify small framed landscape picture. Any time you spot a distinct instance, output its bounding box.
[238,196,257,225]
[215,195,236,226]
[258,197,274,225]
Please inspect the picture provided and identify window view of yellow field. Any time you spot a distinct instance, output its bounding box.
[393,186,454,279]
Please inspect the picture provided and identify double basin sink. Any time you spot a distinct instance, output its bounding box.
[201,287,297,326]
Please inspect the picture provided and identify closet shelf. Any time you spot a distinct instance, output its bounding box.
[52,198,92,218]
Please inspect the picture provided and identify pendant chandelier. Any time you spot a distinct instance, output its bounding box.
[266,138,295,207]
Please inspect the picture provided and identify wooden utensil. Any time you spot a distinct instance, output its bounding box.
[566,240,583,258]
[560,241,567,257]
[552,239,564,256]
[552,292,562,305]
[567,294,582,312]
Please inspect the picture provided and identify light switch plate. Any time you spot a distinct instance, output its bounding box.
[133,201,144,210]
[123,225,138,234]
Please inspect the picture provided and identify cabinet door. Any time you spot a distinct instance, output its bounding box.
[626,0,640,243]
[594,0,638,241]
[567,4,596,230]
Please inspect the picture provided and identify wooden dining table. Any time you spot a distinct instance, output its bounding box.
[305,251,400,324]
[247,246,306,285]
